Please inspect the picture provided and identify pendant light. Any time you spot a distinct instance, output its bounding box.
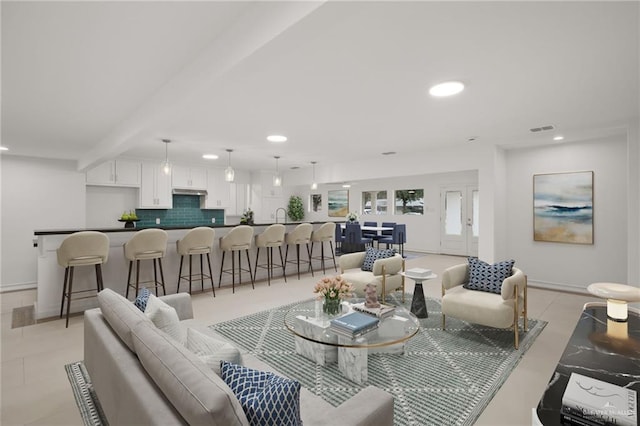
[273,156,282,187]
[224,149,235,182]
[160,139,172,175]
[310,161,318,190]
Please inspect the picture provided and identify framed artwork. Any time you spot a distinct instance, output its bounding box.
[533,171,593,244]
[311,194,322,212]
[328,190,349,217]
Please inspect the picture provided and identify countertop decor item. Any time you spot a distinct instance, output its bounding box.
[239,208,254,225]
[118,210,139,228]
[313,275,354,316]
[345,211,359,223]
[287,195,304,222]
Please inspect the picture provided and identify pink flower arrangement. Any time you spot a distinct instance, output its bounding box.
[313,275,354,301]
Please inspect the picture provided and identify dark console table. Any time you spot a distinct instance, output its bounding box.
[535,305,640,425]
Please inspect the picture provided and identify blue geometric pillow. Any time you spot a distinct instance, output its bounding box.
[464,257,515,294]
[133,287,151,312]
[361,247,396,272]
[220,361,302,426]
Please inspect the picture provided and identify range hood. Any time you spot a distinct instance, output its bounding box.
[172,188,208,196]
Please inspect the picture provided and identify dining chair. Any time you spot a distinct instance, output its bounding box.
[378,221,396,247]
[334,223,345,255]
[378,224,406,256]
[344,223,373,249]
[362,221,378,239]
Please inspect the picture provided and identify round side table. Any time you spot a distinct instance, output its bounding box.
[400,270,438,318]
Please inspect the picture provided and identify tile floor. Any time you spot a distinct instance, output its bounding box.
[0,253,598,425]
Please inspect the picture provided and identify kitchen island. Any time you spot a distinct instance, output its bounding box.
[34,222,338,320]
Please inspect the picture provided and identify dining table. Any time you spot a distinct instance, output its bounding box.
[339,223,394,253]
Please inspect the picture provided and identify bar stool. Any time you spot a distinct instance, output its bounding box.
[176,227,216,296]
[218,225,254,293]
[124,229,168,299]
[310,222,337,274]
[254,224,286,286]
[284,223,314,280]
[57,231,109,328]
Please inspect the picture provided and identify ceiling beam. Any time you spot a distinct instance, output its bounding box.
[77,1,326,171]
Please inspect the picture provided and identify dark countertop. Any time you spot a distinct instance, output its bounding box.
[34,221,340,236]
[535,305,640,425]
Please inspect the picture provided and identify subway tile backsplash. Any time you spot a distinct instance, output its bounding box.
[136,195,224,227]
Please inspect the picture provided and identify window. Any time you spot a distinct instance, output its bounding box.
[395,189,424,215]
[362,191,387,215]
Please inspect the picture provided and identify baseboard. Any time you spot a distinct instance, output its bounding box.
[0,281,37,293]
[528,280,590,295]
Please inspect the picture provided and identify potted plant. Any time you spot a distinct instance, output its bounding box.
[287,195,304,222]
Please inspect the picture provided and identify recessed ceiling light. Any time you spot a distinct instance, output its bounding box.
[429,81,465,97]
[342,184,351,188]
[553,135,564,141]
[0,146,8,151]
[267,135,287,143]
[202,154,219,160]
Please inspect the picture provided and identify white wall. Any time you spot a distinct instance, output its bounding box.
[285,170,478,253]
[86,186,138,228]
[505,136,628,290]
[1,156,86,290]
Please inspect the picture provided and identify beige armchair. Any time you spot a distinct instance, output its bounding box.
[339,252,405,302]
[441,263,528,349]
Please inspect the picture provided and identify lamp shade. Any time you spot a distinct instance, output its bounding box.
[224,149,234,182]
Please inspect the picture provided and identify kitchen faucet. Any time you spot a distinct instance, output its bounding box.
[275,208,287,223]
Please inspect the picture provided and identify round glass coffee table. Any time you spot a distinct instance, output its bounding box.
[284,299,420,384]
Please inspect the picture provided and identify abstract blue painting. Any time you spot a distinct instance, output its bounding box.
[533,171,593,244]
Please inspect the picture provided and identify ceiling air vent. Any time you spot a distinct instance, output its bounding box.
[529,125,556,133]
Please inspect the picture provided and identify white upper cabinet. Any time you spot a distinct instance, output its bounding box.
[139,162,172,209]
[204,168,230,209]
[86,160,141,187]
[172,165,207,190]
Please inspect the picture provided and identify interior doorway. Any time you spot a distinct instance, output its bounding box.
[439,185,479,256]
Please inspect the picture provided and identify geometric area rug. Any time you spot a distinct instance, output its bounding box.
[65,361,108,426]
[210,294,547,426]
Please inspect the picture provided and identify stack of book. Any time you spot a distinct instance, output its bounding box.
[351,302,396,319]
[405,268,432,279]
[561,372,637,426]
[329,312,380,338]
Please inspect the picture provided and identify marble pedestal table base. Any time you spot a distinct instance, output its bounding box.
[294,315,406,384]
[294,316,337,366]
[401,272,438,319]
[337,318,407,384]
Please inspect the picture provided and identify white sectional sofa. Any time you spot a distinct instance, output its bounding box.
[84,289,395,425]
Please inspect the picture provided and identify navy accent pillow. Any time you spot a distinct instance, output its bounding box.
[220,361,302,426]
[361,247,396,272]
[134,287,151,312]
[464,257,515,294]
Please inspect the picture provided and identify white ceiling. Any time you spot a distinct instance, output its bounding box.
[2,1,638,174]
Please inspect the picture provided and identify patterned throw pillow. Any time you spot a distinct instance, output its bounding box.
[464,257,515,294]
[144,294,187,344]
[361,247,397,272]
[134,287,150,312]
[185,328,241,376]
[220,361,302,426]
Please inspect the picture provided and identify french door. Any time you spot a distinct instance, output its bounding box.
[439,186,479,256]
